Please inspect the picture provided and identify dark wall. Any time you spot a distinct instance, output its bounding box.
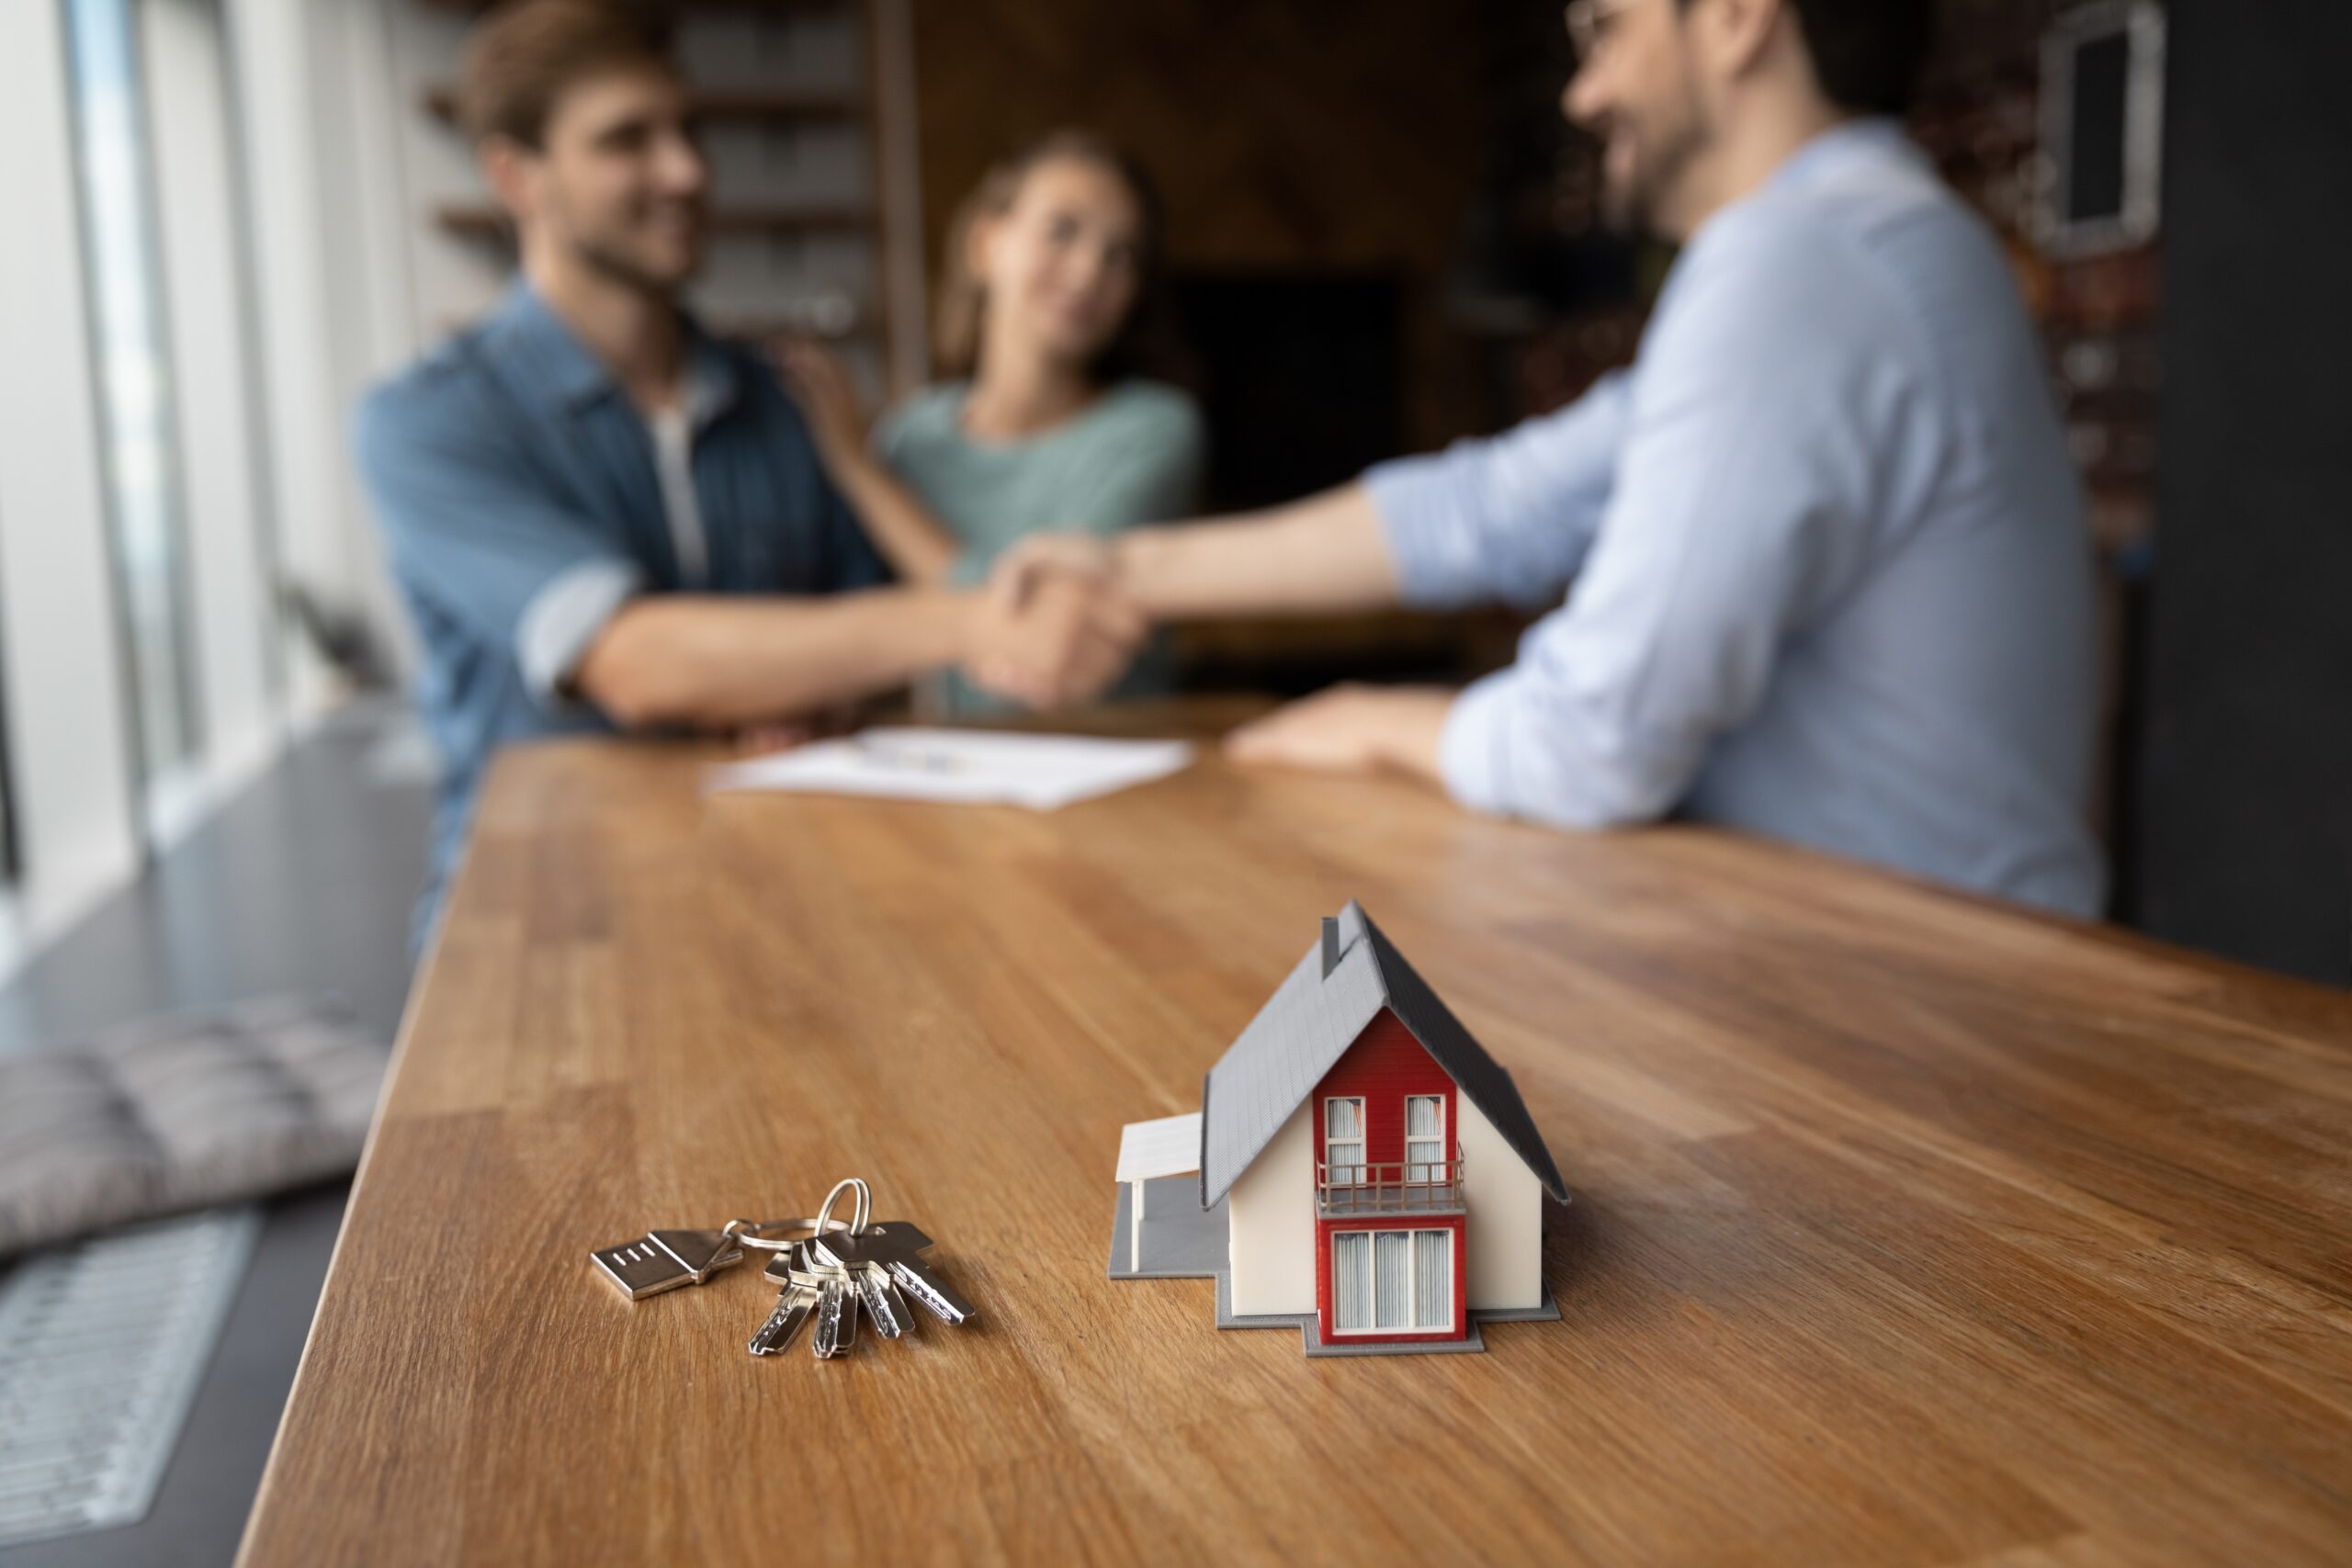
[2139,0,2352,984]
[907,0,1487,456]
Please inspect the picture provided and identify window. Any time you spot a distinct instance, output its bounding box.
[1330,1228,1453,1334]
[1405,1094,1444,1181]
[1323,1097,1363,1184]
[66,0,203,781]
[0,635,15,882]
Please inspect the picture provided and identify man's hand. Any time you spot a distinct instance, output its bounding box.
[1223,683,1455,784]
[989,482,1402,626]
[963,570,1147,710]
[731,704,863,756]
[990,532,1121,612]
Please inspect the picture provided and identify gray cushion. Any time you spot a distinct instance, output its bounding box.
[0,997,386,1258]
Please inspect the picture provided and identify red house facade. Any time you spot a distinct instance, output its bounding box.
[1308,1010,1470,1345]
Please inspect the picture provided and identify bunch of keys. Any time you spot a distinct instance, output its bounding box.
[587,1177,976,1362]
[752,1178,976,1359]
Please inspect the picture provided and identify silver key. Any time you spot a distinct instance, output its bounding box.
[812,1225,975,1326]
[768,1222,924,1340]
[589,1229,742,1302]
[808,1259,859,1359]
[748,1244,821,1356]
[773,1228,865,1360]
[854,1266,914,1339]
[773,1236,898,1359]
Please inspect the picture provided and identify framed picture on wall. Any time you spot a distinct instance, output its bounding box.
[2036,0,2167,256]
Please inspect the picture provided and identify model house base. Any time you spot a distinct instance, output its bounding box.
[1108,903,1572,1359]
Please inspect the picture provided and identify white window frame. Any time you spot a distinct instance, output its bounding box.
[1404,1093,1445,1181]
[1323,1096,1364,1183]
[0,0,145,963]
[1329,1227,1453,1335]
[66,0,210,787]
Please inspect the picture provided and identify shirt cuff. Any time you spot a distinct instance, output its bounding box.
[1436,668,1520,817]
[1363,454,1484,612]
[515,558,642,705]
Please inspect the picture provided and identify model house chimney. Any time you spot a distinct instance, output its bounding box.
[1320,916,1340,977]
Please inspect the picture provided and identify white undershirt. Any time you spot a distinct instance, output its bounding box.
[648,406,710,587]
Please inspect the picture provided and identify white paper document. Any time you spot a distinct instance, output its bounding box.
[705,728,1194,811]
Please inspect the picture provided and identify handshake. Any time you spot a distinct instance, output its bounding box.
[956,536,1137,711]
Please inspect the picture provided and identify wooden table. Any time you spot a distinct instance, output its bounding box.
[240,705,2352,1566]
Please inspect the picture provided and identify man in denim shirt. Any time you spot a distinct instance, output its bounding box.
[357,3,1137,941]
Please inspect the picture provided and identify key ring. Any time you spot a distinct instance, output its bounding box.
[721,1216,832,1253]
[722,1179,870,1252]
[813,1178,871,1239]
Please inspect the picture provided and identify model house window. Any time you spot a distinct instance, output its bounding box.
[1405,1094,1444,1181]
[1330,1228,1452,1333]
[1415,1226,1452,1326]
[1324,1097,1363,1183]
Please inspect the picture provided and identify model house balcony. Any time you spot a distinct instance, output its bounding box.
[1316,1155,1466,1217]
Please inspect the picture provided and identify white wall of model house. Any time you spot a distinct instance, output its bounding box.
[1227,1102,1316,1317]
[1226,1080,1548,1318]
[1457,1093,1545,1311]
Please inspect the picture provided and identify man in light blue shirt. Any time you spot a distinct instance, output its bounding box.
[998,0,2104,915]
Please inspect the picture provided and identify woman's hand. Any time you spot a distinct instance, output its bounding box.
[775,342,965,584]
[774,336,872,474]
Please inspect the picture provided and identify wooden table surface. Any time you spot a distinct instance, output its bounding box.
[239,704,2352,1567]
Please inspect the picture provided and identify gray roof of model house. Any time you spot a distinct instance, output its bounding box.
[1198,902,1570,1208]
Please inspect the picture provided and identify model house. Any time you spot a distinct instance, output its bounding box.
[1106,901,1567,1352]
[1177,901,1569,1351]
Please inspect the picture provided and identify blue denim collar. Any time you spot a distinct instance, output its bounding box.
[486,279,741,428]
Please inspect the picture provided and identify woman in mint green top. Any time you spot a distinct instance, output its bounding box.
[783,130,1203,713]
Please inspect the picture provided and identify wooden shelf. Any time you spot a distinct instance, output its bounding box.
[422,85,865,126]
[433,203,874,241]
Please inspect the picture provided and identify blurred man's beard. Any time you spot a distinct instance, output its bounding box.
[1598,76,1710,239]
[1600,173,1645,235]
[572,229,699,297]
[1600,124,1702,237]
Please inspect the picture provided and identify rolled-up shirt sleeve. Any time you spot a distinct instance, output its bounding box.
[1436,223,1903,828]
[356,381,643,706]
[1364,371,1632,612]
[513,558,641,701]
